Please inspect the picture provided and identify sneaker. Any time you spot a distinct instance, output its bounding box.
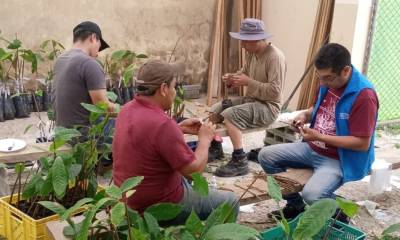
[208,140,224,162]
[214,153,249,177]
[247,148,261,163]
[268,203,305,220]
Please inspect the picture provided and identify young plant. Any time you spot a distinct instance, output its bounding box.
[266,175,360,240]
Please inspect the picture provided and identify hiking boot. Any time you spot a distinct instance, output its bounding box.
[208,140,224,162]
[268,203,305,220]
[214,153,249,177]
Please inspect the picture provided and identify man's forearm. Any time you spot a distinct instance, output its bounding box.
[193,140,210,172]
[317,134,371,151]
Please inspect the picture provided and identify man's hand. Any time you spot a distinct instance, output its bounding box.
[179,118,202,135]
[299,127,321,141]
[224,72,251,87]
[292,108,313,130]
[198,121,216,142]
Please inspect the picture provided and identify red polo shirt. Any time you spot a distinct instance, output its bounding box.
[112,97,195,212]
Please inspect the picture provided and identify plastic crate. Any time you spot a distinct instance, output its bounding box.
[182,84,201,99]
[0,194,59,240]
[260,214,366,240]
[0,186,104,240]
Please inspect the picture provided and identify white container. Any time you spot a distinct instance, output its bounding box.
[369,159,392,195]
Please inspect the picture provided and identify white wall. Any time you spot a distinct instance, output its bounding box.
[262,0,319,110]
[262,0,372,110]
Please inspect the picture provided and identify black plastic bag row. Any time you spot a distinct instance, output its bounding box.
[111,86,135,105]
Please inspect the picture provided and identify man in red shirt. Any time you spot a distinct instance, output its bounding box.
[258,43,379,222]
[113,60,238,224]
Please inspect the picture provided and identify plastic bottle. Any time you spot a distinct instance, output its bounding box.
[209,176,218,190]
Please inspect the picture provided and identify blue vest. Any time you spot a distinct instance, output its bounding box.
[310,67,377,182]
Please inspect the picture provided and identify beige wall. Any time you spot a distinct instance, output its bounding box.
[262,0,368,110]
[262,0,319,110]
[0,0,216,85]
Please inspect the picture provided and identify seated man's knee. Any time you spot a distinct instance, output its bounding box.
[258,146,281,174]
[301,188,323,204]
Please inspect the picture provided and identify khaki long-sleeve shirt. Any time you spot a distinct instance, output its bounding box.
[242,43,286,114]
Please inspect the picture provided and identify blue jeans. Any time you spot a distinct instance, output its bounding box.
[258,142,343,205]
[161,178,239,226]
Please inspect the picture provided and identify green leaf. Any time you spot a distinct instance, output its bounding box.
[61,198,93,220]
[49,139,66,152]
[7,39,21,49]
[191,172,209,197]
[111,50,131,60]
[81,102,107,113]
[53,126,81,142]
[76,207,97,240]
[336,197,359,218]
[15,163,25,174]
[144,212,160,237]
[382,223,400,236]
[130,228,149,240]
[22,175,41,199]
[136,53,148,58]
[278,218,290,238]
[106,91,118,102]
[23,124,34,134]
[111,202,126,226]
[185,210,204,236]
[38,201,66,215]
[120,176,144,193]
[51,156,68,199]
[202,202,236,236]
[122,63,137,87]
[125,189,135,198]
[203,223,259,240]
[267,175,282,202]
[40,173,53,196]
[145,203,182,221]
[106,185,122,199]
[68,164,82,179]
[293,199,338,240]
[35,89,43,97]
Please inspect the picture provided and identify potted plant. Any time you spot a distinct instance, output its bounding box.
[41,172,259,240]
[0,96,119,240]
[0,33,39,119]
[38,39,65,112]
[260,176,366,240]
[103,49,147,105]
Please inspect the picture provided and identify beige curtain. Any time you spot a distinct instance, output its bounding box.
[297,0,335,110]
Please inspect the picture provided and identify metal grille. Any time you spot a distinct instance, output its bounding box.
[365,0,400,122]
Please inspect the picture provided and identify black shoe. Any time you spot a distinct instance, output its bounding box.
[208,140,224,162]
[333,209,350,224]
[214,153,249,177]
[247,148,261,163]
[268,203,305,220]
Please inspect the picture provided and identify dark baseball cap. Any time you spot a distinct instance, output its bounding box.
[73,21,110,51]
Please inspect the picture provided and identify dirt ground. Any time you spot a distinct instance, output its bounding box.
[1,100,400,239]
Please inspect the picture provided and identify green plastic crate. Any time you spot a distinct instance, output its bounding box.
[260,215,366,240]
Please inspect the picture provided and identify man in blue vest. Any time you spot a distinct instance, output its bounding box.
[258,43,379,221]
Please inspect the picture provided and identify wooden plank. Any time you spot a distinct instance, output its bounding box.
[0,142,71,163]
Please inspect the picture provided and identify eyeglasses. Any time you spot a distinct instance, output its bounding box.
[315,72,338,82]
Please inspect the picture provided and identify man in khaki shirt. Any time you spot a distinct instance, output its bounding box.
[211,18,286,177]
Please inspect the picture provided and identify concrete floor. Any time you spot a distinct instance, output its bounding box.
[1,99,400,238]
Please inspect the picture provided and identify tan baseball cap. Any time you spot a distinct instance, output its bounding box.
[136,60,175,94]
